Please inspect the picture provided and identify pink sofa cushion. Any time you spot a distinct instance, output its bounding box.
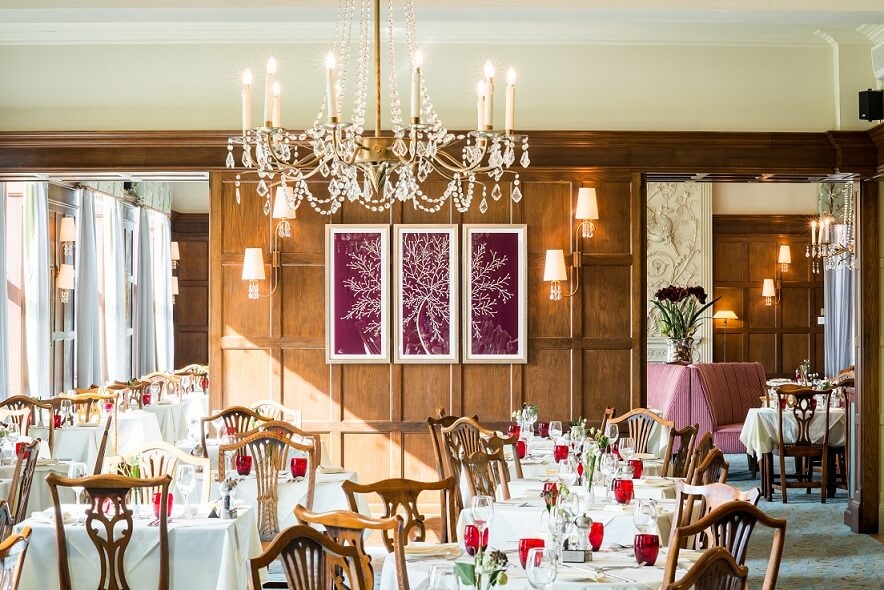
[691,363,766,427]
[713,423,747,455]
[647,364,692,429]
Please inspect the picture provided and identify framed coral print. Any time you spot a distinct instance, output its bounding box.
[325,225,390,363]
[463,224,527,363]
[394,225,458,363]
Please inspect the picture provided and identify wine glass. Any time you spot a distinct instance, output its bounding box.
[67,462,88,504]
[557,456,578,487]
[548,421,563,441]
[469,495,494,546]
[619,437,635,462]
[176,464,196,518]
[522,406,538,440]
[633,499,658,534]
[428,564,459,590]
[60,400,73,426]
[599,453,618,501]
[526,547,558,589]
[547,504,574,558]
[605,423,619,450]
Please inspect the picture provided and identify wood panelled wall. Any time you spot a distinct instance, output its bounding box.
[210,171,646,478]
[712,215,824,378]
[171,212,209,367]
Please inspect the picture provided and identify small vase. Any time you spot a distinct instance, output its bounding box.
[665,338,694,364]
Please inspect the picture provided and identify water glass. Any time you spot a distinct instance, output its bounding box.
[428,564,459,590]
[588,521,604,551]
[152,492,174,518]
[507,422,521,440]
[516,440,527,459]
[557,456,578,487]
[537,421,550,438]
[628,458,644,479]
[605,423,620,448]
[463,524,488,556]
[176,464,196,517]
[634,533,660,566]
[553,444,570,463]
[612,478,634,505]
[619,437,635,461]
[290,457,308,478]
[518,538,545,569]
[235,454,252,476]
[633,499,658,533]
[548,421,563,440]
[469,495,494,538]
[525,547,558,590]
[67,462,88,504]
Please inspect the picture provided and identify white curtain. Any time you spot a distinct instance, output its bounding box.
[0,185,8,398]
[133,207,156,376]
[98,196,129,382]
[22,182,50,397]
[824,265,854,378]
[75,189,101,387]
[149,210,174,372]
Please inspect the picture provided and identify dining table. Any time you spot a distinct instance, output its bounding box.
[15,504,262,590]
[143,393,209,444]
[0,459,77,513]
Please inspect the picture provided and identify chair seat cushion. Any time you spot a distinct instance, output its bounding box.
[713,423,746,454]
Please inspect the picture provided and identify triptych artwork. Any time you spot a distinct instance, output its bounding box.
[325,224,526,365]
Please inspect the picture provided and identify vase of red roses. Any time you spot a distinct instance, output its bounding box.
[650,285,719,364]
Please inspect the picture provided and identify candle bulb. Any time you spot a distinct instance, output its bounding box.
[476,81,486,131]
[411,51,423,122]
[263,57,277,127]
[819,219,826,245]
[241,69,253,135]
[271,81,281,128]
[505,67,516,134]
[483,60,494,129]
[811,220,817,246]
[326,52,338,122]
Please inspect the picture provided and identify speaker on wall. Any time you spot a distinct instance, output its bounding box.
[858,89,883,121]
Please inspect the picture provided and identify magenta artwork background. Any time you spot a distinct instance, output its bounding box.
[399,230,452,357]
[469,231,520,355]
[333,231,383,356]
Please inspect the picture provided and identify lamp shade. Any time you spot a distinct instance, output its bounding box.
[761,278,776,298]
[242,248,266,281]
[59,217,77,242]
[272,185,297,219]
[543,249,568,282]
[712,310,738,321]
[575,187,599,220]
[171,276,180,296]
[777,244,791,265]
[170,241,181,261]
[57,264,75,290]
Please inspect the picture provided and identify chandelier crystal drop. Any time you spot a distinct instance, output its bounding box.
[805,183,856,274]
[225,0,529,217]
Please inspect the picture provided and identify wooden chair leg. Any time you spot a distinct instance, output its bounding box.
[748,453,758,478]
[778,453,788,504]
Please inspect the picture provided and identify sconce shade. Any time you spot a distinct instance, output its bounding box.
[272,186,297,219]
[59,217,77,243]
[575,187,599,220]
[170,241,181,261]
[242,248,266,281]
[171,276,179,296]
[57,264,75,290]
[777,244,791,265]
[712,310,738,321]
[543,249,568,282]
[761,278,776,298]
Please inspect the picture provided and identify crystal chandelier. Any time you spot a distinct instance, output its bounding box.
[806,182,855,274]
[225,0,529,223]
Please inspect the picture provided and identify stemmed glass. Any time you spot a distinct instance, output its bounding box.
[176,464,196,518]
[548,421,563,441]
[557,456,578,487]
[547,504,574,558]
[633,499,659,533]
[619,437,635,462]
[428,564,459,590]
[605,423,619,451]
[60,400,73,427]
[525,547,558,589]
[470,495,494,550]
[599,453,618,501]
[521,406,538,440]
[67,462,88,504]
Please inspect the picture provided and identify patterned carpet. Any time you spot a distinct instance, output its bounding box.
[726,454,884,590]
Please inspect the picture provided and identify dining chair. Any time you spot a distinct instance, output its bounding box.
[606,407,674,455]
[426,411,478,482]
[174,364,209,394]
[661,423,699,478]
[439,416,510,507]
[200,406,271,459]
[669,480,761,550]
[341,476,458,546]
[247,400,302,426]
[664,545,749,590]
[662,501,786,590]
[685,430,713,482]
[770,384,834,503]
[53,390,118,428]
[689,446,729,485]
[0,526,31,590]
[255,420,321,472]
[485,432,523,480]
[92,414,114,475]
[108,380,151,410]
[248,524,368,590]
[460,448,510,505]
[45,473,172,590]
[293,506,409,590]
[0,439,40,540]
[141,372,184,403]
[599,406,616,432]
[219,430,318,540]
[0,396,55,452]
[104,440,211,504]
[0,411,30,440]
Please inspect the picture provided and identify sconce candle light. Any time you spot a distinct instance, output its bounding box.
[575,187,599,239]
[762,278,777,307]
[272,185,298,238]
[543,249,568,301]
[242,248,267,300]
[543,186,600,301]
[59,217,77,256]
[170,241,181,270]
[777,244,791,273]
[171,276,179,305]
[57,263,75,303]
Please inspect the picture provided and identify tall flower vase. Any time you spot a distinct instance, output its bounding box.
[666,338,694,364]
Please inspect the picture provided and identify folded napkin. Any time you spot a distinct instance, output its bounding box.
[30,510,75,525]
[36,459,59,466]
[636,477,670,487]
[317,465,345,474]
[558,565,616,582]
[632,453,656,460]
[403,542,462,560]
[603,504,633,513]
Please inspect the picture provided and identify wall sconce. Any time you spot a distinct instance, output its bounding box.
[761,244,790,307]
[762,278,777,307]
[543,249,568,301]
[575,187,599,238]
[171,276,179,305]
[57,263,75,303]
[272,185,298,238]
[242,246,280,299]
[170,241,181,270]
[777,244,791,273]
[59,216,77,256]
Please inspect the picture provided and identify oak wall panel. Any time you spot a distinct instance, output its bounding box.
[341,365,391,422]
[221,349,273,405]
[342,433,393,483]
[281,266,325,338]
[282,348,331,422]
[402,365,450,422]
[582,266,632,338]
[402,433,439,482]
[582,349,633,424]
[524,349,571,419]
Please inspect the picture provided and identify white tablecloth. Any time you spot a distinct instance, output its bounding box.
[739,407,847,459]
[0,460,76,513]
[144,394,209,444]
[31,411,163,466]
[16,505,262,590]
[507,477,675,502]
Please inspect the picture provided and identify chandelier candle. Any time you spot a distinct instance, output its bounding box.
[476,81,486,130]
[271,81,281,128]
[505,68,516,134]
[326,53,338,122]
[241,69,252,134]
[264,57,276,127]
[484,60,495,129]
[411,51,422,122]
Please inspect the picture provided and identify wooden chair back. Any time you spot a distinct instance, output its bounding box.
[663,501,786,590]
[773,385,832,502]
[108,380,151,410]
[1,439,40,540]
[485,432,522,480]
[685,430,713,482]
[460,449,510,504]
[0,396,54,451]
[93,415,114,475]
[54,390,118,427]
[201,406,271,459]
[105,440,211,504]
[141,372,184,403]
[248,524,368,590]
[607,408,674,455]
[174,364,209,393]
[662,423,699,478]
[664,546,748,590]
[341,476,458,547]
[219,430,318,540]
[0,526,31,590]
[669,480,761,550]
[294,506,409,590]
[247,399,302,426]
[45,473,172,590]
[690,446,729,485]
[426,412,477,482]
[0,411,29,440]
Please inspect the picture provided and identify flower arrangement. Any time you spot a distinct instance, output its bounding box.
[454,547,509,589]
[649,285,719,339]
[512,403,538,421]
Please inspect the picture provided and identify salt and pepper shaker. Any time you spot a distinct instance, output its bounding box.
[220,477,238,519]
